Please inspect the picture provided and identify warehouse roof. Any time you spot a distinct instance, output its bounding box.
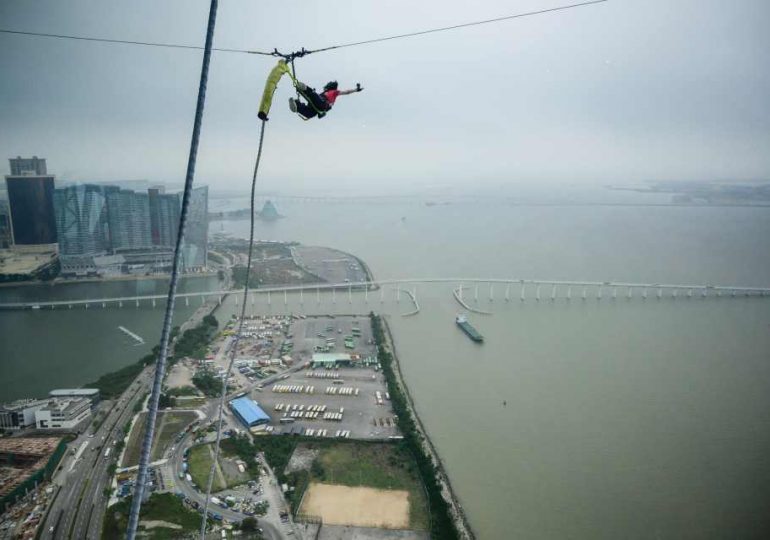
[311,353,352,363]
[229,397,270,426]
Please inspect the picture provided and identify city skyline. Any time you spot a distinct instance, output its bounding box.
[3,156,209,276]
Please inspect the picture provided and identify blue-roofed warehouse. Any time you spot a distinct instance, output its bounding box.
[229,397,270,428]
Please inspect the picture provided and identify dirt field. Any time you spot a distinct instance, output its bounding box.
[166,362,195,389]
[300,483,410,529]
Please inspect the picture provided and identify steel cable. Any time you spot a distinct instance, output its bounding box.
[199,118,267,538]
[125,1,220,538]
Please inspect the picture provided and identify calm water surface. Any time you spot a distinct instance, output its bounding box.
[2,193,769,538]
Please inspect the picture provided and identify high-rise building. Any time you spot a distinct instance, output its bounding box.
[105,189,152,251]
[53,184,111,256]
[148,187,181,248]
[9,156,47,176]
[0,200,12,249]
[181,186,208,270]
[4,173,57,247]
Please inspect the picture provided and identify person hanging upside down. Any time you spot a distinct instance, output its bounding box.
[289,80,363,120]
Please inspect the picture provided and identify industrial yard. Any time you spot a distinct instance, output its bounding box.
[230,314,400,439]
[254,365,399,440]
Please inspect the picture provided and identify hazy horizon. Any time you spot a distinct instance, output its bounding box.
[2,0,769,192]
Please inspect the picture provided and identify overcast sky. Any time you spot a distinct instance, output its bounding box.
[1,0,768,194]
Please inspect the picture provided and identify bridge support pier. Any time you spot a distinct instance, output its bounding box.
[520,283,525,301]
[119,301,123,308]
[152,299,156,308]
[474,285,478,303]
[701,288,707,298]
[505,283,510,302]
[235,295,239,305]
[396,287,400,303]
[102,302,106,308]
[612,287,617,300]
[582,287,587,301]
[567,286,571,301]
[627,287,632,299]
[642,288,647,299]
[201,296,205,306]
[536,284,541,302]
[69,304,72,309]
[551,285,556,302]
[268,291,271,305]
[317,287,321,304]
[348,285,352,304]
[332,287,336,304]
[380,286,384,303]
[284,290,288,305]
[597,287,602,300]
[85,303,89,309]
[136,300,140,308]
[657,288,662,299]
[489,284,494,302]
[300,289,303,304]
[672,289,677,299]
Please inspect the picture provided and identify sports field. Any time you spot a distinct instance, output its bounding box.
[300,442,429,530]
[300,483,410,529]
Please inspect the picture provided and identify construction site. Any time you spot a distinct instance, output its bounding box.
[0,437,66,539]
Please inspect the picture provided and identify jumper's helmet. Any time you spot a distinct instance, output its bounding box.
[324,81,339,91]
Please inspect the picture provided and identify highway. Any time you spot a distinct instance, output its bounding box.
[39,369,152,539]
[3,277,768,310]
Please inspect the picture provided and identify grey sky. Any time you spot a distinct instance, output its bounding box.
[1,0,768,194]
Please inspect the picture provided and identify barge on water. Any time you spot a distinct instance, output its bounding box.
[455,314,483,343]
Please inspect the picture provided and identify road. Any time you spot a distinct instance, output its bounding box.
[39,369,152,539]
[167,402,288,540]
[38,256,236,539]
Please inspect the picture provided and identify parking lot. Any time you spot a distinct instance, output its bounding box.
[293,246,369,284]
[254,366,399,439]
[243,315,399,439]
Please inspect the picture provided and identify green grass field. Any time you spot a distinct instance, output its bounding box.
[102,493,201,540]
[187,443,250,493]
[121,411,197,468]
[311,442,429,530]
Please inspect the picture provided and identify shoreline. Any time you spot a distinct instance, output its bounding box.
[379,316,476,539]
[0,272,216,289]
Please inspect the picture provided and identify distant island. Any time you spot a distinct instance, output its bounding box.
[606,181,770,206]
[208,199,284,222]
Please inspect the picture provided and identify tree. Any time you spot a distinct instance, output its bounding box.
[240,517,258,531]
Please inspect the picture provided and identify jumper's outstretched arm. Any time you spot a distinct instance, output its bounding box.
[339,83,364,96]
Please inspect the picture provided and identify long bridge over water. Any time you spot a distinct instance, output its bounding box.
[1,277,768,311]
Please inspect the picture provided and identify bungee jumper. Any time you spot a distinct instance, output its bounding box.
[289,80,363,120]
[257,59,363,121]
